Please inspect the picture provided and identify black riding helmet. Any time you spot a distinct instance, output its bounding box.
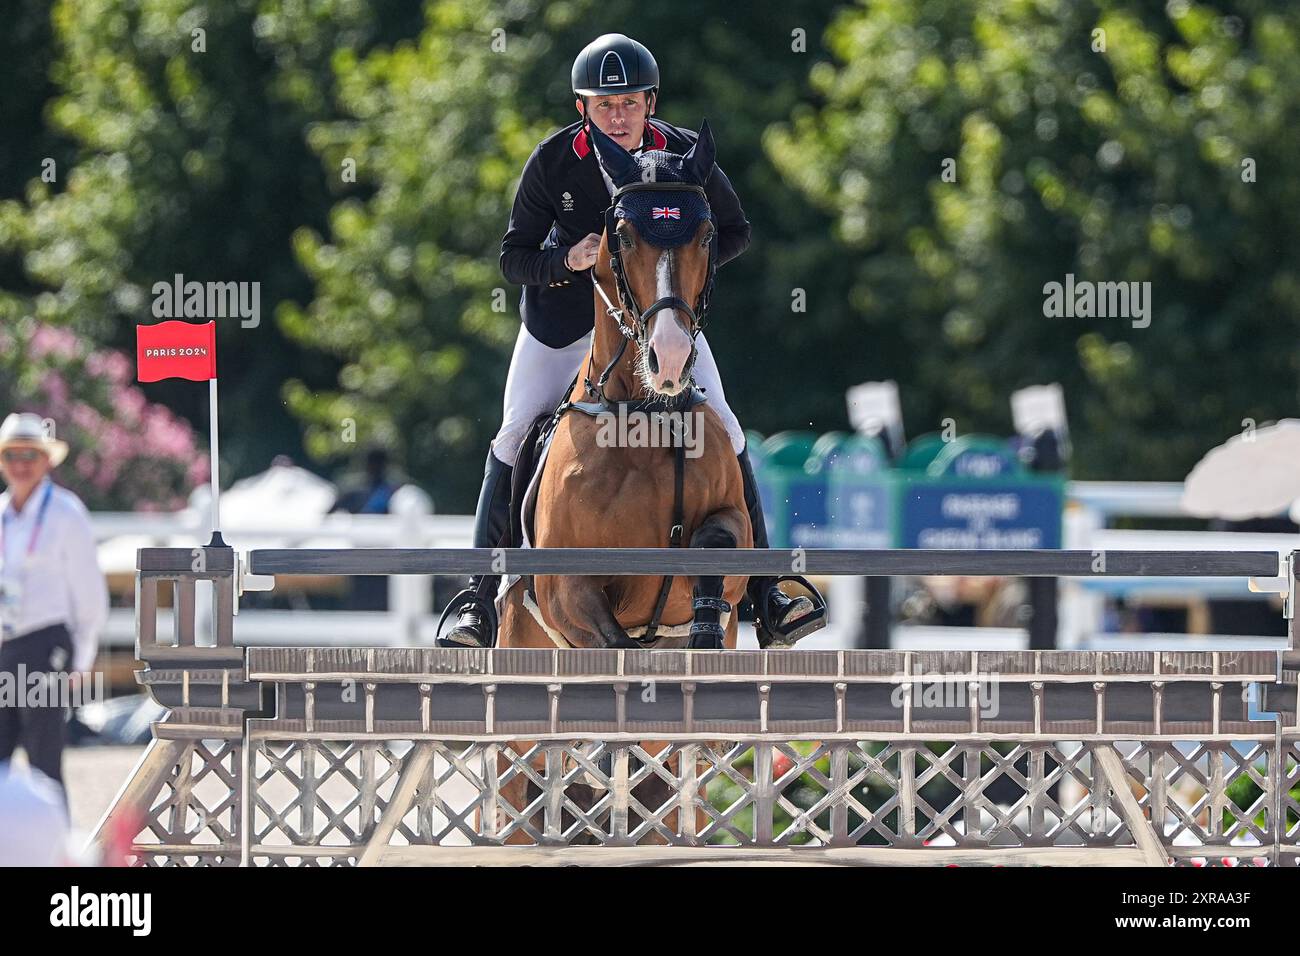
[571,33,659,121]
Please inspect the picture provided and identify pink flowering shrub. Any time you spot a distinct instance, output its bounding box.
[0,321,208,511]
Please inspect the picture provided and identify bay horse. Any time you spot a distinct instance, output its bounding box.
[488,120,749,843]
[498,118,750,654]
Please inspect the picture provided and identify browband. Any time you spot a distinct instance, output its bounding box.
[612,181,709,201]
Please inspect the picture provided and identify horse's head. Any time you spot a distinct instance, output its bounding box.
[589,120,718,398]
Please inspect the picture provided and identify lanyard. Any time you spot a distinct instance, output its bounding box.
[0,481,55,566]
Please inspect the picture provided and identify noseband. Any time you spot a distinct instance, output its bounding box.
[586,180,718,405]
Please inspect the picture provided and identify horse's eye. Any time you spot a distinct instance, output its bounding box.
[701,230,714,248]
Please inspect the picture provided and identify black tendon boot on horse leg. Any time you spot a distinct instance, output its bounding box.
[689,583,729,650]
[736,445,828,648]
[687,514,740,650]
[438,450,513,648]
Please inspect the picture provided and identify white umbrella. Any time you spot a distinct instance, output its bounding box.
[193,458,338,529]
[1182,420,1300,520]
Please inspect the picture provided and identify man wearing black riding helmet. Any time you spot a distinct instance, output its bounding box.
[438,33,826,650]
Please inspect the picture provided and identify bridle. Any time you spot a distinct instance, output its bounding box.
[585,180,718,406]
[602,181,717,336]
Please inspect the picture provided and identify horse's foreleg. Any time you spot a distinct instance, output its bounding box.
[688,507,747,650]
[536,575,640,649]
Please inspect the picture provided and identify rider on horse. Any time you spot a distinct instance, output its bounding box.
[439,32,825,649]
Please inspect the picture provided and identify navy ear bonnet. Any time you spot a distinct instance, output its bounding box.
[613,150,713,248]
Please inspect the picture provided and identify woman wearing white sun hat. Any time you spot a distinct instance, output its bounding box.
[0,412,108,793]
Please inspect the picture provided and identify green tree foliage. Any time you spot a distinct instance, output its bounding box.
[278,1,553,507]
[0,0,405,478]
[0,2,75,286]
[768,0,1300,478]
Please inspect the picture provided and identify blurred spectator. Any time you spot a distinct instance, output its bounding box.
[330,447,404,610]
[331,447,402,517]
[0,760,69,866]
[0,412,109,796]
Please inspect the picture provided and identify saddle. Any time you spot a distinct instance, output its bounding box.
[507,408,553,554]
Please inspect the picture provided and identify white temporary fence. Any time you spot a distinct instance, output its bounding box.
[1059,492,1297,649]
[93,486,471,648]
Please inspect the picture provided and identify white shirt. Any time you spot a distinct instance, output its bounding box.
[0,477,108,672]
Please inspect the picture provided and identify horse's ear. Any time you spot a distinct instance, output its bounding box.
[684,119,716,184]
[588,121,640,187]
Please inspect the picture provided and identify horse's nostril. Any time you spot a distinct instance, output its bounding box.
[647,346,659,374]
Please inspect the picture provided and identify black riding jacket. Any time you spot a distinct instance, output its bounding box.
[500,117,752,348]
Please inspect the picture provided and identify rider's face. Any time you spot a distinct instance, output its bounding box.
[576,92,654,145]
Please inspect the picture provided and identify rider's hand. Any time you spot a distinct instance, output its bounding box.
[564,233,602,272]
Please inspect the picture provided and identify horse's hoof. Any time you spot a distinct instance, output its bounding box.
[604,635,641,650]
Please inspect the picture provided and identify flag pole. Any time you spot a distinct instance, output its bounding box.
[207,373,227,548]
[135,319,227,547]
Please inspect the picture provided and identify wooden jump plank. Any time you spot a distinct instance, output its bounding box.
[371,844,1152,867]
[237,547,1280,578]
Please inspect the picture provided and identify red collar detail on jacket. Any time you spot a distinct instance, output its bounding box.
[571,121,668,160]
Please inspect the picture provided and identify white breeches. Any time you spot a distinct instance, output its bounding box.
[491,323,746,466]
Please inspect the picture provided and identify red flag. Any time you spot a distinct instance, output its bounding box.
[136,321,217,383]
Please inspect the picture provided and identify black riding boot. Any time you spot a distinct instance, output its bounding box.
[437,450,513,648]
[737,446,827,647]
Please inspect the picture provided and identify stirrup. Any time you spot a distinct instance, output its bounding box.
[754,575,827,649]
[436,587,499,649]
